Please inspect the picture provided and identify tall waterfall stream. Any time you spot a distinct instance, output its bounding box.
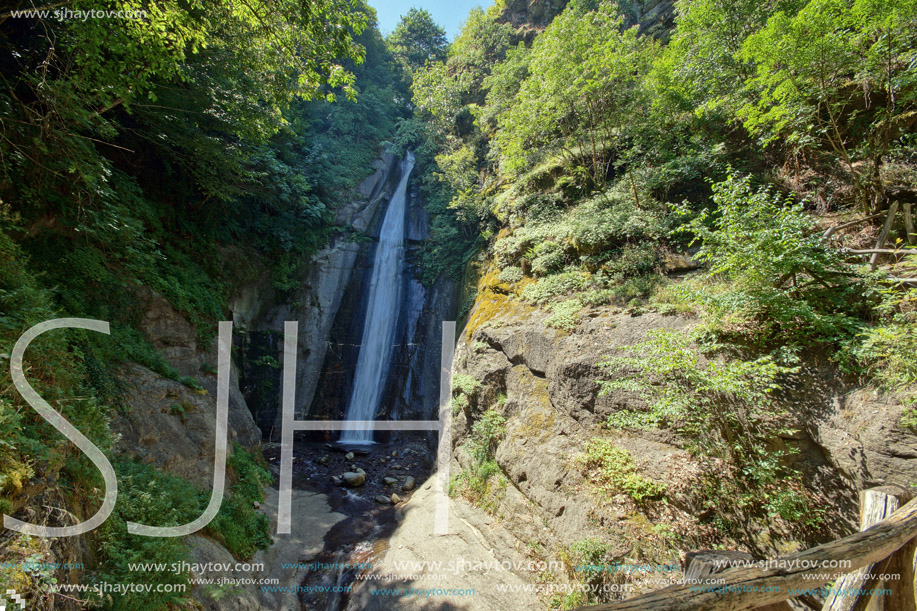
[341,152,415,444]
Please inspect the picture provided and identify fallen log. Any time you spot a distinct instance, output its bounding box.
[823,213,885,239]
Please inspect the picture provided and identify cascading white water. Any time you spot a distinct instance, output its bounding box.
[340,152,415,444]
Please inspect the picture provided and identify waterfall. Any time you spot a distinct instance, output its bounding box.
[340,152,415,444]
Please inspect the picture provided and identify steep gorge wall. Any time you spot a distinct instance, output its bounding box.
[222,151,459,440]
[307,170,460,433]
[228,153,400,438]
[449,276,917,573]
[107,151,417,608]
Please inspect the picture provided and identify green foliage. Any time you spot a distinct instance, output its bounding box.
[493,0,655,184]
[766,484,820,527]
[96,447,272,608]
[449,459,507,514]
[848,284,917,395]
[490,178,667,310]
[498,266,524,284]
[569,538,611,567]
[0,0,368,218]
[739,0,917,210]
[467,410,507,465]
[546,299,583,331]
[0,0,420,603]
[209,447,273,559]
[567,188,668,254]
[406,5,519,281]
[521,272,590,304]
[599,329,808,533]
[529,241,566,277]
[480,42,531,131]
[387,8,448,75]
[901,407,917,431]
[452,394,470,416]
[575,439,666,503]
[664,0,800,115]
[399,130,482,285]
[96,462,202,610]
[452,374,482,398]
[553,591,590,611]
[674,173,870,347]
[451,373,482,416]
[450,407,507,513]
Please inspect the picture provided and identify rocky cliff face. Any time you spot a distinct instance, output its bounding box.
[447,271,916,588]
[228,153,401,438]
[307,172,460,433]
[113,289,261,484]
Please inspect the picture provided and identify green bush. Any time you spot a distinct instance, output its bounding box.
[765,484,818,527]
[452,374,482,398]
[580,288,614,307]
[498,266,524,283]
[610,275,663,305]
[553,591,589,611]
[95,462,203,610]
[209,446,274,559]
[521,272,589,303]
[546,299,582,331]
[849,284,917,398]
[450,406,508,512]
[569,538,610,566]
[599,329,808,534]
[449,459,507,514]
[494,232,536,269]
[568,190,666,254]
[528,241,566,276]
[575,439,666,503]
[452,394,469,415]
[901,407,917,431]
[467,409,506,465]
[607,243,660,277]
[95,447,273,610]
[674,173,869,348]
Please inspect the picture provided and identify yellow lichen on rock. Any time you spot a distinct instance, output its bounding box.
[465,266,535,340]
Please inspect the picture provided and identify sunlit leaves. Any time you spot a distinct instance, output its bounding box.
[738,0,917,208]
[386,7,447,74]
[492,0,655,183]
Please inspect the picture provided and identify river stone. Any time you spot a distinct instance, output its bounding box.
[401,476,416,491]
[344,452,355,460]
[331,476,341,485]
[375,495,391,505]
[316,455,329,465]
[342,471,365,487]
[390,493,402,504]
[383,477,398,486]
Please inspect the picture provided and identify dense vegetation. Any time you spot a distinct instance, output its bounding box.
[0,1,412,607]
[2,0,916,608]
[406,0,916,604]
